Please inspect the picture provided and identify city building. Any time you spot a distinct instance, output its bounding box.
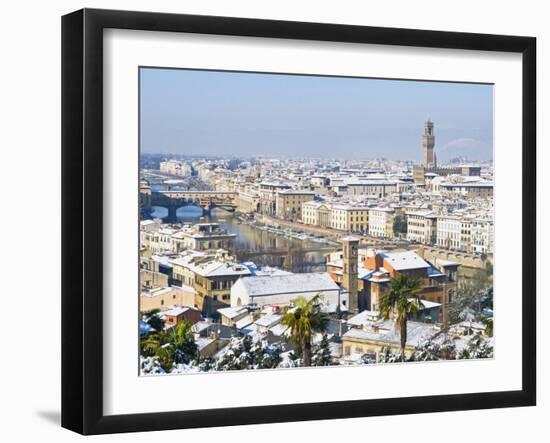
[161,306,202,328]
[139,285,197,313]
[170,223,236,252]
[412,120,482,185]
[230,272,349,311]
[341,236,359,312]
[470,216,494,254]
[170,251,252,316]
[160,159,193,177]
[275,189,315,221]
[236,190,260,214]
[406,210,437,244]
[342,317,440,362]
[259,181,291,215]
[436,215,463,250]
[327,249,458,324]
[368,207,396,238]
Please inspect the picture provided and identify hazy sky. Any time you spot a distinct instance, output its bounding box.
[140,67,493,161]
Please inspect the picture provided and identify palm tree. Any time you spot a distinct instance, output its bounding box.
[166,320,198,363]
[379,275,422,361]
[281,294,328,367]
[139,320,197,369]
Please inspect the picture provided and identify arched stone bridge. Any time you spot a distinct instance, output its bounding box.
[145,190,237,222]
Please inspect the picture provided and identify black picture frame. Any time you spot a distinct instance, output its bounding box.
[61,8,537,435]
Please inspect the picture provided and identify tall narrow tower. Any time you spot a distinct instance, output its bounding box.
[342,236,359,313]
[422,119,435,168]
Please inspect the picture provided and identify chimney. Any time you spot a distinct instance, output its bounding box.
[341,236,359,313]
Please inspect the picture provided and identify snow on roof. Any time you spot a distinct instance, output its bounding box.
[419,299,442,309]
[427,267,445,277]
[191,321,212,334]
[170,283,197,294]
[234,315,254,330]
[341,235,360,242]
[195,337,216,351]
[217,306,248,319]
[268,323,289,337]
[278,189,315,195]
[234,272,339,297]
[239,322,259,336]
[171,254,252,277]
[435,259,460,267]
[344,320,437,348]
[346,310,381,326]
[320,302,349,314]
[151,255,174,268]
[381,250,430,271]
[141,286,173,298]
[254,313,282,328]
[161,306,195,317]
[252,266,293,277]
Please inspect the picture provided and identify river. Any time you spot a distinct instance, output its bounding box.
[150,205,333,273]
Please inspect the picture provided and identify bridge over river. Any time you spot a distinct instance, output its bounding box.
[141,189,238,222]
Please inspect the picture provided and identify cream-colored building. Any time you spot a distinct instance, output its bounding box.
[341,180,398,198]
[406,210,437,244]
[302,201,332,228]
[470,217,494,254]
[159,159,192,177]
[140,226,178,254]
[436,215,462,250]
[436,215,464,250]
[140,285,197,313]
[368,207,395,238]
[259,181,291,215]
[302,200,370,232]
[342,318,439,362]
[236,190,260,214]
[330,204,369,232]
[440,182,493,198]
[170,250,252,316]
[275,189,315,221]
[460,217,473,253]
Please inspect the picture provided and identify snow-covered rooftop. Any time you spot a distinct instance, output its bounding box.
[234,272,340,297]
[254,313,282,328]
[344,319,438,348]
[381,250,430,271]
[217,306,248,320]
[161,306,196,317]
[346,310,381,326]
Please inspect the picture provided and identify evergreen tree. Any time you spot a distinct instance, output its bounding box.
[447,262,493,324]
[457,334,494,359]
[140,355,166,375]
[411,339,456,361]
[251,340,281,369]
[377,346,404,363]
[311,334,333,366]
[144,309,164,332]
[214,336,282,371]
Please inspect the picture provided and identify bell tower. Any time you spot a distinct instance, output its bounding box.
[342,236,359,313]
[422,119,435,168]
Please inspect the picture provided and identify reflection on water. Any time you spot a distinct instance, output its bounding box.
[149,206,330,272]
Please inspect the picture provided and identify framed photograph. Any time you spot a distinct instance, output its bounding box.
[61,8,536,435]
